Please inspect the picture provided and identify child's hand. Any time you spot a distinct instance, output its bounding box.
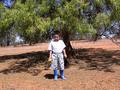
[48,56,52,62]
[48,58,52,62]
[46,57,52,70]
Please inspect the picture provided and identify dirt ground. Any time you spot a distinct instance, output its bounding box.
[0,39,120,90]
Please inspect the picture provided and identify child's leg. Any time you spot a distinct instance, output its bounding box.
[60,70,66,80]
[54,69,58,80]
[58,53,66,80]
[52,54,58,80]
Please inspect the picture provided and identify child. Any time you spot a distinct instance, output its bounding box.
[48,31,67,80]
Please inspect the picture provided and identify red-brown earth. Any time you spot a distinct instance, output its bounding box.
[0,39,120,90]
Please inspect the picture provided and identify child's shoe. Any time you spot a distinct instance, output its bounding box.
[60,70,66,80]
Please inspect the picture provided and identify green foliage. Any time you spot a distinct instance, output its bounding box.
[94,0,105,7]
[0,1,51,44]
[110,0,120,21]
[94,13,110,28]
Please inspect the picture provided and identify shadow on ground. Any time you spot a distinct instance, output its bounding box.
[73,48,120,72]
[0,51,49,76]
[44,74,54,79]
[44,74,61,79]
[0,48,120,75]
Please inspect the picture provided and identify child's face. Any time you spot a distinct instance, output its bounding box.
[53,34,60,41]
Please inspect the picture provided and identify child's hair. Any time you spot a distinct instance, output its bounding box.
[52,31,61,37]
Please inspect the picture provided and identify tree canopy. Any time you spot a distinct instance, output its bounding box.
[0,0,120,46]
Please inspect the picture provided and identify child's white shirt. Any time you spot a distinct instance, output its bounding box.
[48,40,66,53]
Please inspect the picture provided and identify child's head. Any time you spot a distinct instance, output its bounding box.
[52,31,61,41]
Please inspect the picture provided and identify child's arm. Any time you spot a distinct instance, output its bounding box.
[49,50,52,59]
[48,41,52,59]
[48,50,52,62]
[63,49,67,58]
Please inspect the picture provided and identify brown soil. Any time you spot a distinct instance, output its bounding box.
[0,39,120,90]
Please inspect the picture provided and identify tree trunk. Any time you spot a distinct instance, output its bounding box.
[62,31,74,68]
[62,31,73,58]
